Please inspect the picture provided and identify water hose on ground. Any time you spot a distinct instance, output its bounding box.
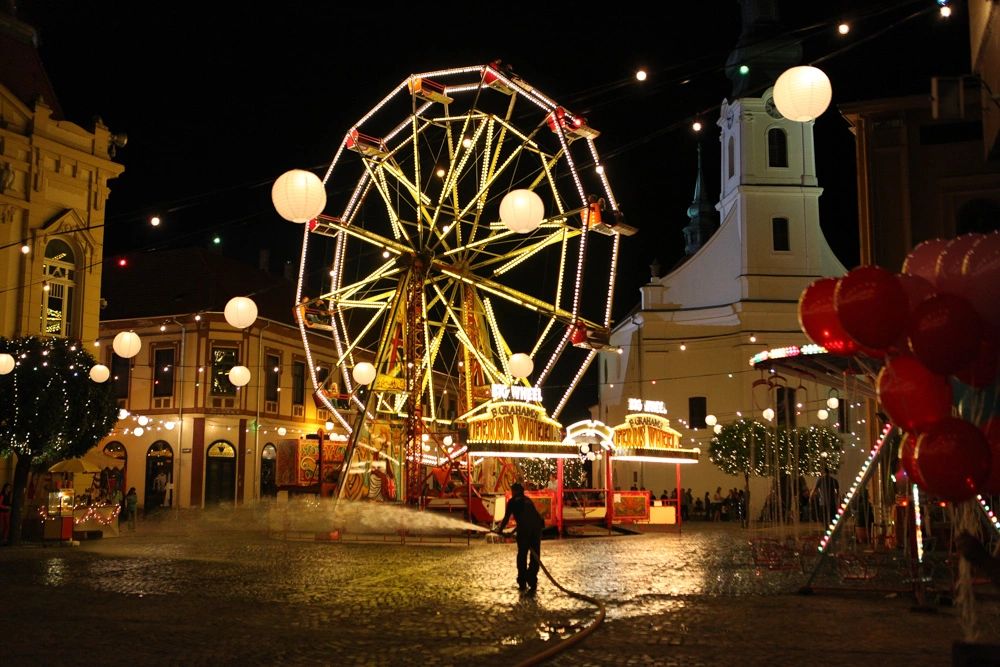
[494,534,605,666]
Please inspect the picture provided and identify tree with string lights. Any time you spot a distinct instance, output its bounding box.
[0,336,118,544]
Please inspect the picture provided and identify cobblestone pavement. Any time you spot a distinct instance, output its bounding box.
[1,506,997,666]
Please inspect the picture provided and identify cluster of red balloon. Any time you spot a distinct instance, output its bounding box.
[797,232,1000,503]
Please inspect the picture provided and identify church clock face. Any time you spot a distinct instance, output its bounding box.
[765,97,782,119]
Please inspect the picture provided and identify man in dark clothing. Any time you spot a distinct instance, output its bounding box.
[498,482,544,593]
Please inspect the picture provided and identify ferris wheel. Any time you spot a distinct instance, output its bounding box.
[285,63,631,499]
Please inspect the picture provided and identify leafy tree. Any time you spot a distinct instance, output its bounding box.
[0,336,118,544]
[708,418,842,523]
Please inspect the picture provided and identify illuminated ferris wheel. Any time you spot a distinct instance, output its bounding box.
[285,63,631,500]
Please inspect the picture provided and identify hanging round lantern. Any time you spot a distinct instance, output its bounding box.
[352,361,377,385]
[773,66,833,122]
[704,414,718,427]
[164,421,175,431]
[762,408,775,422]
[118,408,130,420]
[509,353,535,379]
[826,396,840,410]
[112,331,142,359]
[713,424,723,435]
[817,408,829,421]
[277,427,287,437]
[224,296,258,329]
[228,365,251,387]
[137,415,149,426]
[133,427,144,437]
[271,169,327,223]
[0,352,14,375]
[499,189,545,234]
[89,364,110,383]
[325,420,335,431]
[443,435,453,446]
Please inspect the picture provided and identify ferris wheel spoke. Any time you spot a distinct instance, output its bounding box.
[472,228,577,275]
[431,283,504,384]
[482,297,513,379]
[553,349,598,420]
[334,303,390,369]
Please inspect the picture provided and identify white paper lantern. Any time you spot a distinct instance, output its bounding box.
[89,364,110,383]
[118,408,130,420]
[133,427,144,437]
[443,435,453,446]
[827,396,840,410]
[224,296,258,329]
[112,331,141,359]
[704,414,718,427]
[509,353,534,379]
[0,353,14,375]
[713,424,723,435]
[137,415,149,426]
[277,427,287,437]
[499,189,544,234]
[817,409,830,421]
[164,421,175,430]
[352,361,377,385]
[228,365,251,387]
[762,407,775,422]
[325,421,335,431]
[773,66,832,122]
[272,169,327,223]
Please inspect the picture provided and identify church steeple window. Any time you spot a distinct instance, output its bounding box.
[772,217,790,251]
[767,128,788,168]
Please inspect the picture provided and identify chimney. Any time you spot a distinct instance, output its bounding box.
[259,248,271,273]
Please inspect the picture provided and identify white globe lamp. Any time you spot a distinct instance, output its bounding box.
[352,361,377,386]
[224,296,258,329]
[762,407,775,422]
[164,421,175,430]
[817,409,830,421]
[89,364,110,383]
[112,331,141,359]
[827,396,840,410]
[508,353,534,379]
[499,189,544,234]
[277,427,287,437]
[325,421,335,431]
[713,424,723,435]
[773,66,832,122]
[443,435,453,447]
[133,427,144,437]
[118,408,130,420]
[704,414,718,427]
[137,415,149,426]
[272,169,327,223]
[0,353,14,375]
[228,365,251,387]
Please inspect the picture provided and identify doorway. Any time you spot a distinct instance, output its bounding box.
[261,443,277,499]
[145,441,173,514]
[205,440,236,506]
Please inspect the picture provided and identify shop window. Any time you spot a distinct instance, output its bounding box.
[689,396,707,429]
[767,128,788,168]
[772,217,790,252]
[211,346,238,396]
[153,347,175,398]
[40,238,77,337]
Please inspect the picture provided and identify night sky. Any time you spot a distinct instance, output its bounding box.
[13,0,974,418]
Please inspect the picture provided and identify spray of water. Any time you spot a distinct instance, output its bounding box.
[270,496,491,536]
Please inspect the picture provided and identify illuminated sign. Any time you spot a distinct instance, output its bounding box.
[627,398,667,414]
[613,412,680,450]
[491,384,543,402]
[467,401,562,445]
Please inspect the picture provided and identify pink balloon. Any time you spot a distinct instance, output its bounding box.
[963,231,1000,330]
[903,239,948,282]
[935,234,983,295]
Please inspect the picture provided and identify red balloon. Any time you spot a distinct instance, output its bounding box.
[982,419,1000,494]
[914,417,992,501]
[876,354,952,433]
[896,273,935,312]
[906,293,983,375]
[798,278,858,356]
[903,238,948,283]
[899,434,925,488]
[962,231,1000,330]
[953,331,1000,388]
[834,266,908,351]
[934,234,983,295]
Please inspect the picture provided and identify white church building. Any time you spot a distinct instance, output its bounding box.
[596,9,871,515]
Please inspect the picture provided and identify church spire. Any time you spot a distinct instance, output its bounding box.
[682,141,719,256]
[724,0,801,98]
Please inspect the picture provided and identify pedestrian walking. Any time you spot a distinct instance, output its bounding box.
[125,487,138,531]
[497,482,544,595]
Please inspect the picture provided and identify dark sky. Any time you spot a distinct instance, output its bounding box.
[14,0,973,419]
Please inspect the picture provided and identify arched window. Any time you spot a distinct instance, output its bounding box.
[768,128,788,168]
[727,137,735,179]
[41,238,78,337]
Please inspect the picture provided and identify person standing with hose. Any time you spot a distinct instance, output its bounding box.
[497,482,544,595]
